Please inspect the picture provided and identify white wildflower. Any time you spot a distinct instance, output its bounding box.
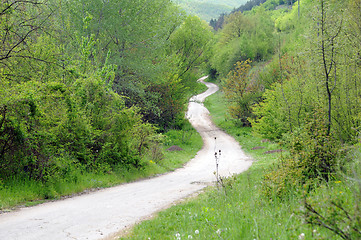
[188,235,193,239]
[216,229,221,235]
[195,230,199,235]
[298,233,305,240]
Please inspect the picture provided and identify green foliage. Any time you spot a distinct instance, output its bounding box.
[169,15,213,80]
[222,60,261,126]
[121,81,360,240]
[209,8,276,77]
[251,0,361,143]
[0,0,210,188]
[60,0,207,131]
[302,148,361,240]
[173,0,248,22]
[251,87,289,139]
[263,108,343,199]
[303,180,361,240]
[145,76,186,130]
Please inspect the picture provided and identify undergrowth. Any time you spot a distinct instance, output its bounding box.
[121,90,360,240]
[0,81,207,211]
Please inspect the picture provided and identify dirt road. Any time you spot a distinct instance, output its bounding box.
[0,76,252,240]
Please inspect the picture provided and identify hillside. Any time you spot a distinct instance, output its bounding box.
[122,0,361,239]
[172,0,248,22]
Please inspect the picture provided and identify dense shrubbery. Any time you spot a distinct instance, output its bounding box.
[263,109,342,198]
[221,60,262,126]
[207,0,361,237]
[208,9,275,77]
[0,0,213,185]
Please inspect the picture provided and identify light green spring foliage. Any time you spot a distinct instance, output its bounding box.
[0,0,213,191]
[122,85,361,240]
[60,0,213,130]
[203,0,361,238]
[173,0,249,22]
[169,15,213,79]
[252,0,361,142]
[208,7,275,77]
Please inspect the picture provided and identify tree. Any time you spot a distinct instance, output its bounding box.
[0,0,56,81]
[316,0,343,136]
[210,7,275,78]
[169,15,213,79]
[222,60,260,126]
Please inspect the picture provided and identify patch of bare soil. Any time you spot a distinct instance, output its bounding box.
[264,149,284,154]
[166,145,184,151]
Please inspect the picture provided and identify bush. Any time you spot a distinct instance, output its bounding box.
[222,60,261,126]
[263,109,342,199]
[301,150,361,240]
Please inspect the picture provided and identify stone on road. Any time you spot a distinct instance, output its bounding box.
[0,76,252,240]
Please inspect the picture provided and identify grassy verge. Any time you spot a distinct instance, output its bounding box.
[0,82,206,211]
[120,90,355,240]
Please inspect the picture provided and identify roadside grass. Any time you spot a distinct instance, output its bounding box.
[120,90,354,240]
[0,82,206,211]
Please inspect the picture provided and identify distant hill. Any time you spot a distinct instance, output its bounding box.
[209,0,295,30]
[172,0,249,22]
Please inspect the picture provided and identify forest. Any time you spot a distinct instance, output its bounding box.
[0,0,212,196]
[172,0,248,22]
[209,0,361,185]
[1,0,361,238]
[125,0,361,238]
[199,0,361,238]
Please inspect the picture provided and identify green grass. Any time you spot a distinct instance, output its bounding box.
[205,90,282,156]
[120,89,357,240]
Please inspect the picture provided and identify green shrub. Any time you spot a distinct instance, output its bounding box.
[263,109,342,199]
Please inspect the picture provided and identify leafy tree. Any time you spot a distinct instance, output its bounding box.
[169,15,213,80]
[210,8,275,77]
[316,0,344,136]
[1,0,192,181]
[222,60,260,126]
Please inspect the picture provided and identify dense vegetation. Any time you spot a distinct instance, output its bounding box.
[123,89,360,240]
[209,0,298,30]
[208,0,361,237]
[210,0,268,30]
[123,0,361,239]
[172,0,248,22]
[0,0,212,205]
[2,0,361,238]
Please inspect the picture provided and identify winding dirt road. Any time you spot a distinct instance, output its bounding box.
[0,76,252,240]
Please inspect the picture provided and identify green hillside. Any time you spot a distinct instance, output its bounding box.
[122,0,361,239]
[173,0,249,22]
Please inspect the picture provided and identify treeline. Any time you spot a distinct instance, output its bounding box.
[173,0,248,23]
[174,1,232,22]
[209,0,298,30]
[0,0,213,182]
[207,7,275,78]
[207,0,361,236]
[207,0,361,180]
[210,0,268,30]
